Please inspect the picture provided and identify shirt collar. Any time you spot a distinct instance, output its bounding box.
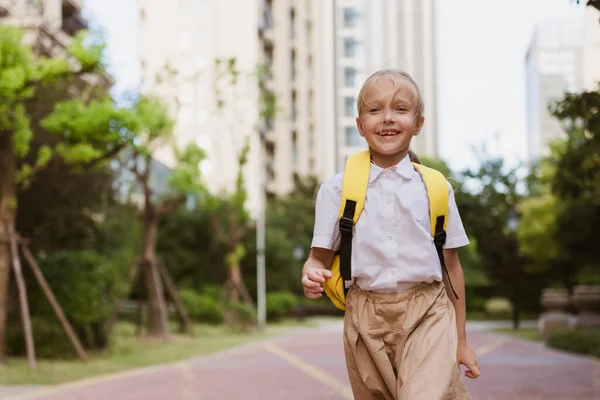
[369,154,414,183]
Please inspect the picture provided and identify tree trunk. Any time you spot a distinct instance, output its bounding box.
[0,134,16,364]
[512,303,521,330]
[141,207,169,339]
[230,259,242,303]
[229,259,254,307]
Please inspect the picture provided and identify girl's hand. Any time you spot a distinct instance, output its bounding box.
[457,340,480,379]
[301,268,332,299]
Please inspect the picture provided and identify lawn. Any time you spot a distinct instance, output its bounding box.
[494,327,541,342]
[0,317,332,385]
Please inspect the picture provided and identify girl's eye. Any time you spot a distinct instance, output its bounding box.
[396,107,407,112]
[369,108,380,113]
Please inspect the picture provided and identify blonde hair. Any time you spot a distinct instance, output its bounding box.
[356,69,424,120]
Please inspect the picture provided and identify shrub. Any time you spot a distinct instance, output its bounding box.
[180,289,223,324]
[17,249,127,357]
[222,301,256,332]
[485,297,513,319]
[266,291,299,321]
[546,329,600,358]
[6,318,75,359]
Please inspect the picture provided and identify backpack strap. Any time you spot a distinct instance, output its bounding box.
[412,163,459,300]
[338,151,370,286]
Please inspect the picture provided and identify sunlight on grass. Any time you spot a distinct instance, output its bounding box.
[0,318,335,386]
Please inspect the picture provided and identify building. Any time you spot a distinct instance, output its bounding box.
[582,5,600,91]
[138,0,263,214]
[525,20,584,161]
[258,0,320,196]
[315,0,439,177]
[258,0,439,188]
[1,0,87,56]
[137,0,440,207]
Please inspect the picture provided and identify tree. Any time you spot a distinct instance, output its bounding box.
[0,26,134,362]
[43,95,205,338]
[459,156,545,329]
[209,139,255,306]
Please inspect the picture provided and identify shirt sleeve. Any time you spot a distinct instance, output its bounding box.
[443,181,470,249]
[311,175,342,250]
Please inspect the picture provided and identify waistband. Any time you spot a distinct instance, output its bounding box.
[348,280,443,303]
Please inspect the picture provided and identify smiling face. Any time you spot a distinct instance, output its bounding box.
[356,73,424,168]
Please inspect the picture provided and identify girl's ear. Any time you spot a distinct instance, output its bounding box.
[356,117,364,137]
[414,115,425,136]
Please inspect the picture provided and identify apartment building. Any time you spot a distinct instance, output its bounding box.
[138,0,263,214]
[260,0,439,189]
[315,0,439,177]
[525,20,584,160]
[258,0,319,196]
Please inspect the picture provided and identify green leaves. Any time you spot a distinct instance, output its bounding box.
[67,30,105,71]
[168,144,205,194]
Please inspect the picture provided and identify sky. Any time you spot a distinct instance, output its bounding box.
[82,0,585,172]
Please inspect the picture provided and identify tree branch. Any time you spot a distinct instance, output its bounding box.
[210,213,230,244]
[157,195,186,216]
[80,143,126,169]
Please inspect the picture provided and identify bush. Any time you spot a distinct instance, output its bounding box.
[546,329,600,358]
[180,289,223,324]
[222,301,256,332]
[17,249,127,357]
[266,291,299,321]
[467,297,487,312]
[200,284,223,301]
[6,318,75,359]
[485,297,513,318]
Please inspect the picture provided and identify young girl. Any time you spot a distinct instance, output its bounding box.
[302,69,480,400]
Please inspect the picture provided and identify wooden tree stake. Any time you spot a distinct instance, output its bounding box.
[20,241,88,361]
[8,225,36,372]
[157,260,194,336]
[149,261,170,343]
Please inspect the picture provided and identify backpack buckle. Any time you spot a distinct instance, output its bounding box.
[339,216,354,233]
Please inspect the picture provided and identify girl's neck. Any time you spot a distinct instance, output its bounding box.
[370,150,408,169]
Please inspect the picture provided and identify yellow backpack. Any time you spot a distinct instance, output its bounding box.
[323,150,459,311]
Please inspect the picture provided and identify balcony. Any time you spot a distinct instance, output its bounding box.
[0,0,10,17]
[258,7,274,44]
[61,10,86,36]
[62,0,82,13]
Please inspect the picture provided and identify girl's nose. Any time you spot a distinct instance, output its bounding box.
[383,107,394,122]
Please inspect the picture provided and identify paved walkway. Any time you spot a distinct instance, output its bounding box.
[1,321,599,400]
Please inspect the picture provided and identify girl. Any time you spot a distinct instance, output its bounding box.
[302,69,480,400]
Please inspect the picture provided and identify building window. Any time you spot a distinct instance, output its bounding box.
[344,67,358,87]
[345,126,362,147]
[343,7,361,28]
[344,37,361,58]
[344,97,356,117]
[290,8,296,39]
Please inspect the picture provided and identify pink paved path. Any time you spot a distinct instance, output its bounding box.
[3,322,599,400]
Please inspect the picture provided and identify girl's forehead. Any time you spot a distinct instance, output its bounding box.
[363,77,416,102]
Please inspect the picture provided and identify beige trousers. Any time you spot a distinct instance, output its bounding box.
[343,281,470,400]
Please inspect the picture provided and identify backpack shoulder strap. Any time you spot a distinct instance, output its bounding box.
[412,162,460,300]
[338,150,371,222]
[337,150,370,284]
[411,163,449,236]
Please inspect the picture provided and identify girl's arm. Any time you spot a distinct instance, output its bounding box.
[443,248,481,379]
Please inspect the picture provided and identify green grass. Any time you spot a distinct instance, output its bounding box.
[0,318,324,386]
[494,327,541,342]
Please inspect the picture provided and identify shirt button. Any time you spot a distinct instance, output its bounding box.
[387,198,393,204]
[388,234,394,240]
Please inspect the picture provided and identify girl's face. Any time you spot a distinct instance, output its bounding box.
[356,76,424,168]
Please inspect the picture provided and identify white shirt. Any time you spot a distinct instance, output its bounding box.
[311,154,469,293]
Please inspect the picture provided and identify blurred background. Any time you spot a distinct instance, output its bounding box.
[0,0,598,398]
